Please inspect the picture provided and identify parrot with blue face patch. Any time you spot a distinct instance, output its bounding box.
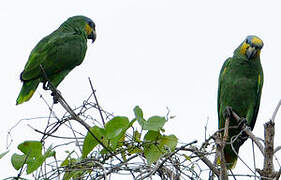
[16,15,96,105]
[217,35,264,169]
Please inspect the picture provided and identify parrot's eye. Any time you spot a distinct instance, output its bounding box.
[245,38,249,44]
[88,21,95,29]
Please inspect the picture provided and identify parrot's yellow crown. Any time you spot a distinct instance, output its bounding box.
[245,35,263,49]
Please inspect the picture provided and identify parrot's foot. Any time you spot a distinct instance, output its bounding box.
[43,81,50,90]
[51,90,61,104]
[223,106,233,119]
[238,118,247,130]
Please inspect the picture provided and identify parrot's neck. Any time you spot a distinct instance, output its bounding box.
[233,47,247,60]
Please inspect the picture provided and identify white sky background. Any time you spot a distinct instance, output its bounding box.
[1,0,281,179]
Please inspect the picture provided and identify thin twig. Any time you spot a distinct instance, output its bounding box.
[275,146,281,154]
[17,151,30,179]
[220,117,229,180]
[96,154,139,180]
[275,168,281,180]
[186,147,220,177]
[271,99,281,123]
[140,140,198,179]
[88,77,105,126]
[252,140,257,180]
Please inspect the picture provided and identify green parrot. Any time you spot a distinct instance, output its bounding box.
[217,35,264,169]
[16,15,96,105]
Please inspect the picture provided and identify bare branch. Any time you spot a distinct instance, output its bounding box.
[271,99,281,123]
[275,146,281,154]
[140,140,197,179]
[186,147,220,177]
[39,65,123,163]
[88,77,106,126]
[257,121,277,180]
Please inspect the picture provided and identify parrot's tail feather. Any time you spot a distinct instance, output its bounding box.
[16,79,40,105]
[216,147,238,169]
[217,156,237,169]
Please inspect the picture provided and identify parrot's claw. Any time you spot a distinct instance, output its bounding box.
[51,90,61,104]
[43,81,50,90]
[238,118,247,130]
[223,106,233,119]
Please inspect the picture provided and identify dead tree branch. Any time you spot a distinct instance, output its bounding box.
[257,121,277,179]
[39,65,123,163]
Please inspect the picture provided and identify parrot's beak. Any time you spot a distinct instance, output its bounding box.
[246,46,257,59]
[88,30,96,43]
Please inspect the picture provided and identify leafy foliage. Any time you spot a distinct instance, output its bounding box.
[12,87,267,179]
[82,125,106,158]
[9,105,179,178]
[11,141,55,174]
[82,106,177,164]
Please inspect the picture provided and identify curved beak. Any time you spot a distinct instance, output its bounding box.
[246,46,257,59]
[88,30,96,43]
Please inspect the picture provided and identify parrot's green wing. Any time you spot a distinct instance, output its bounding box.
[217,57,238,169]
[217,57,231,128]
[21,32,87,82]
[249,71,263,129]
[16,32,87,105]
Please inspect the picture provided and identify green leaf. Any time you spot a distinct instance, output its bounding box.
[26,144,55,174]
[26,154,45,174]
[133,130,141,142]
[109,133,123,150]
[18,141,42,157]
[61,151,75,167]
[134,106,146,127]
[133,106,167,131]
[121,151,127,161]
[143,132,178,164]
[143,131,161,164]
[144,145,162,164]
[128,146,143,154]
[111,133,125,151]
[143,116,167,131]
[105,116,129,139]
[0,150,9,159]
[105,116,129,150]
[82,126,106,158]
[183,154,191,161]
[128,118,137,129]
[159,135,178,152]
[11,153,26,170]
[63,170,83,180]
[61,158,69,167]
[144,130,161,141]
[11,141,55,174]
[61,157,77,167]
[63,172,75,180]
[61,157,81,180]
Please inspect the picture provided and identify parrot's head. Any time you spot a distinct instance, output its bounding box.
[239,35,263,59]
[65,16,96,43]
[84,17,97,43]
